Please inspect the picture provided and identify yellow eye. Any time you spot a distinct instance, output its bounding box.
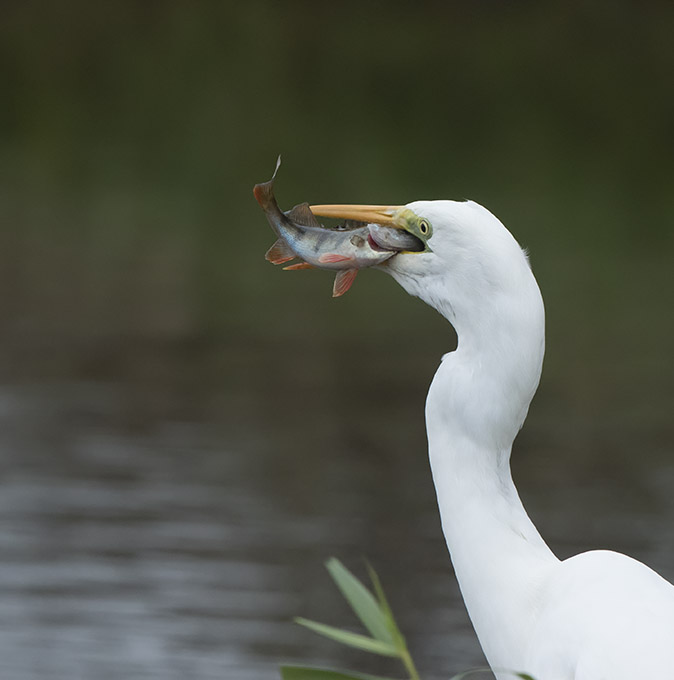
[419,219,430,235]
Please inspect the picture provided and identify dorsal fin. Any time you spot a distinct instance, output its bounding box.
[286,202,322,228]
[332,269,358,297]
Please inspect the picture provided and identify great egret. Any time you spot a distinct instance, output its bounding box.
[307,199,674,680]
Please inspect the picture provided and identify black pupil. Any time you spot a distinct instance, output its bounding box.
[421,222,428,233]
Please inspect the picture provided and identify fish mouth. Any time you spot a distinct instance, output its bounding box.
[367,224,425,253]
[367,233,392,252]
[309,204,424,254]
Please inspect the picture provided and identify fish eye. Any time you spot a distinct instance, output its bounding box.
[419,219,430,235]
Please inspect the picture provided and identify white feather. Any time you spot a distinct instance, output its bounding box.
[383,199,674,679]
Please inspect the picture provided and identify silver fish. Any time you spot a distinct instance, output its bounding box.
[253,157,421,297]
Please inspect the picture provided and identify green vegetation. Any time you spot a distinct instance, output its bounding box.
[281,559,535,680]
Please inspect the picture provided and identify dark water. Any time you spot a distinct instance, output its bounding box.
[1,337,673,680]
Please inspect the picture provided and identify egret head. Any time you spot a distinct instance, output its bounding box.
[310,198,545,442]
[311,199,537,327]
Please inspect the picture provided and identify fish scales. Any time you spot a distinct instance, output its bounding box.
[253,157,420,296]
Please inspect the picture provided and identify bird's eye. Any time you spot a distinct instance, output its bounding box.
[419,219,430,235]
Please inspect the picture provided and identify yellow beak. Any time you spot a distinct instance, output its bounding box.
[309,204,404,226]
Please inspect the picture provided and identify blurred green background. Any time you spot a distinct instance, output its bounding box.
[3,2,673,346]
[1,2,673,679]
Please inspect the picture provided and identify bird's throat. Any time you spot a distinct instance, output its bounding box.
[424,273,557,672]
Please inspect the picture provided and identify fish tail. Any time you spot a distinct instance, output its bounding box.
[253,155,282,210]
[253,180,274,210]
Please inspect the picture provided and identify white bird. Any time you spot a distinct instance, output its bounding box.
[308,199,674,680]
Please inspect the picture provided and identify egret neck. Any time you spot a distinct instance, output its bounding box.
[262,188,674,679]
[421,255,558,671]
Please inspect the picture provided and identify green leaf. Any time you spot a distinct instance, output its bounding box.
[325,558,394,644]
[365,562,398,637]
[294,618,398,657]
[449,670,491,680]
[280,666,397,680]
[450,669,537,680]
[365,562,421,680]
[366,564,393,619]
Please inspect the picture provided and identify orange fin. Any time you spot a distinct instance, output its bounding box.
[283,261,314,270]
[319,253,353,264]
[332,269,358,297]
[265,239,295,265]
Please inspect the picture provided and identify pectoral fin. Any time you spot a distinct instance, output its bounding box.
[265,239,295,265]
[319,253,353,264]
[332,269,358,297]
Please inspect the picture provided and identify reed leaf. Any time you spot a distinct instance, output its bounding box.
[280,665,397,680]
[325,558,394,644]
[294,618,398,657]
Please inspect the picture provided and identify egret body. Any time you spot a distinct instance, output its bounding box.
[309,199,674,680]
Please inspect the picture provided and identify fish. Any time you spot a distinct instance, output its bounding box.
[253,157,421,297]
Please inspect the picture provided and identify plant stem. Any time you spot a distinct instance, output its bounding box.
[400,646,421,680]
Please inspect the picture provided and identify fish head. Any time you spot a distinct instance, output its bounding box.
[308,204,429,256]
